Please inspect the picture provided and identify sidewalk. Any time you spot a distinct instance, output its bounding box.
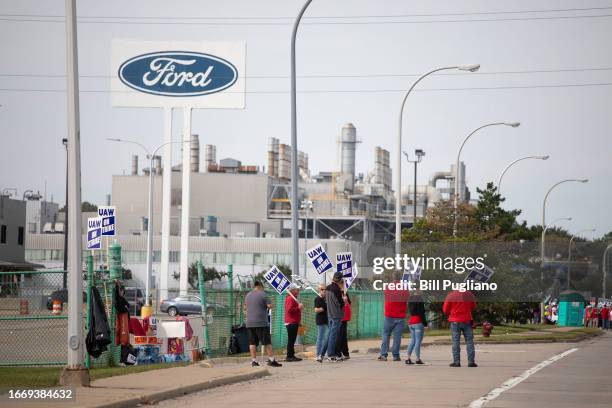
[5,362,270,408]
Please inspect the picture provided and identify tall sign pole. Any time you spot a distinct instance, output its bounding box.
[179,108,192,295]
[160,108,173,302]
[61,0,88,385]
[290,0,313,279]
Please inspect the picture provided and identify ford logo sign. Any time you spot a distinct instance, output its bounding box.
[118,51,238,97]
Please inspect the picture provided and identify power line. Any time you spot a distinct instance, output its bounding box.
[2,6,612,20]
[2,13,612,25]
[1,82,611,94]
[1,67,611,80]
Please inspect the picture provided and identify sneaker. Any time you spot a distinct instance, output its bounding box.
[267,359,283,367]
[327,357,339,362]
[316,356,323,363]
[251,360,260,367]
[377,355,387,361]
[343,355,350,360]
[449,362,461,367]
[285,356,302,362]
[336,356,344,362]
[415,359,424,365]
[393,356,401,362]
[468,362,478,368]
[405,358,413,365]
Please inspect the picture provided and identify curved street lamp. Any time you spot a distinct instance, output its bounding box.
[497,155,549,194]
[453,121,520,237]
[395,63,480,255]
[603,244,612,298]
[567,228,596,290]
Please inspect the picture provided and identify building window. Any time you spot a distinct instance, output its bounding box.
[18,226,24,245]
[28,222,37,233]
[1,225,6,244]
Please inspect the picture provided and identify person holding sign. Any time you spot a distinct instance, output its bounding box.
[325,271,345,362]
[443,289,477,368]
[284,286,303,362]
[405,291,427,365]
[314,284,328,363]
[245,281,282,367]
[335,291,352,360]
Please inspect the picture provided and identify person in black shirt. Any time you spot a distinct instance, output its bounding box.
[314,284,328,362]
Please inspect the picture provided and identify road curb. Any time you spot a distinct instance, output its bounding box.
[92,369,270,408]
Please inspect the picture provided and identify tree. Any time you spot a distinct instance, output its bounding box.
[58,201,98,213]
[474,182,522,239]
[172,263,226,290]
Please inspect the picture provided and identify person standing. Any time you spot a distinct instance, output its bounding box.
[443,289,477,368]
[314,284,328,362]
[600,304,610,330]
[406,291,427,365]
[245,281,282,367]
[325,271,345,362]
[336,291,352,360]
[378,280,409,361]
[284,286,303,362]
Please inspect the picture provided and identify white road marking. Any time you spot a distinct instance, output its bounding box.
[468,347,578,408]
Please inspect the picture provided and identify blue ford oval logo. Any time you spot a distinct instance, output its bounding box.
[118,51,238,97]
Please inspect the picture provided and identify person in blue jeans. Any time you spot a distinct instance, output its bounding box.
[378,281,409,361]
[314,284,328,362]
[325,272,345,362]
[443,290,477,367]
[406,292,427,365]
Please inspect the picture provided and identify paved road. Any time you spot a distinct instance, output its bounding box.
[159,333,612,408]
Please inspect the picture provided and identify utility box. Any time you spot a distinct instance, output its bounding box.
[558,290,585,327]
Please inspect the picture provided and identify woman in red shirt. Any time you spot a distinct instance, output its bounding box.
[406,291,427,365]
[335,291,351,360]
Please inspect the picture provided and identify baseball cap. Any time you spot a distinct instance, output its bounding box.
[333,271,343,282]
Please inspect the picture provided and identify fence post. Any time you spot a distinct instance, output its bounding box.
[197,261,211,357]
[85,254,93,369]
[108,242,122,366]
[228,264,234,328]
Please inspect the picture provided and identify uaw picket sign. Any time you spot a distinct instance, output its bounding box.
[336,252,353,278]
[87,217,102,250]
[111,40,246,108]
[97,206,116,236]
[306,244,333,275]
[464,264,495,283]
[264,265,291,295]
[345,264,359,290]
[401,259,422,283]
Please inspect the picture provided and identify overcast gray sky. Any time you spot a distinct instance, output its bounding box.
[1,0,611,238]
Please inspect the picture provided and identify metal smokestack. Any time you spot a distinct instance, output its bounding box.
[153,155,162,175]
[337,123,358,192]
[131,155,139,175]
[190,134,200,173]
[204,144,216,172]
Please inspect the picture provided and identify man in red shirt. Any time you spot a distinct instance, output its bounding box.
[378,282,409,361]
[443,290,477,367]
[601,305,610,330]
[284,286,303,362]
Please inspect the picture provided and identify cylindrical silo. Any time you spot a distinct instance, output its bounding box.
[337,123,357,192]
[153,155,162,175]
[279,143,291,180]
[204,144,216,172]
[131,155,138,176]
[190,134,200,173]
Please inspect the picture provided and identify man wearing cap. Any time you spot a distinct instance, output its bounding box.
[325,271,345,362]
[284,285,304,362]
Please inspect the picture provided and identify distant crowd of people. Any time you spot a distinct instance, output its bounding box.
[244,273,480,368]
[585,304,610,329]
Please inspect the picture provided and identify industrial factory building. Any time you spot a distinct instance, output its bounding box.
[25,123,471,290]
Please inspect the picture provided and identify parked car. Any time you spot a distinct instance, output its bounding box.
[123,287,144,316]
[159,296,226,317]
[46,289,87,310]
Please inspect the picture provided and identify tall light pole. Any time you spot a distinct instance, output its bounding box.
[453,121,520,237]
[541,178,588,263]
[603,244,612,298]
[497,155,549,194]
[567,228,596,290]
[541,216,572,279]
[403,149,425,226]
[395,64,480,255]
[62,138,69,290]
[62,0,87,386]
[290,0,313,278]
[107,138,192,311]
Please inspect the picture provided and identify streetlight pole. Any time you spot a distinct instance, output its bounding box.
[62,138,68,290]
[541,178,589,264]
[395,64,480,255]
[290,0,313,279]
[567,228,596,290]
[603,244,611,298]
[497,155,549,194]
[403,149,425,226]
[453,121,520,237]
[107,138,192,310]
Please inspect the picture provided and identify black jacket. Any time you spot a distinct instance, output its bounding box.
[408,295,428,327]
[86,286,111,358]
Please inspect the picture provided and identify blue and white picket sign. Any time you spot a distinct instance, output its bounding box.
[306,244,333,275]
[344,264,359,290]
[97,206,116,236]
[401,260,422,283]
[464,264,495,283]
[263,265,291,295]
[87,217,103,250]
[336,252,353,278]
